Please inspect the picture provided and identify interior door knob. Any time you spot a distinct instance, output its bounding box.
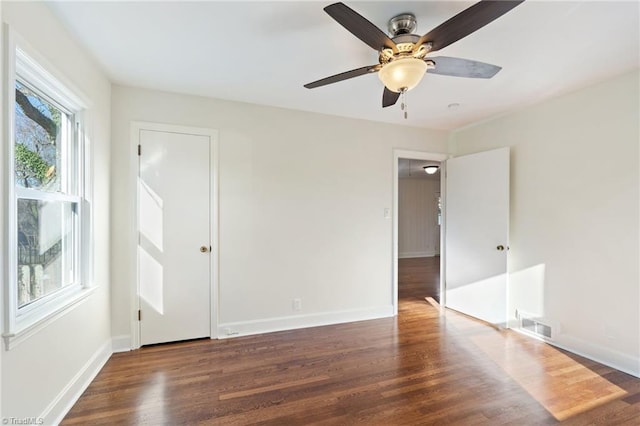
[496,245,505,251]
[200,246,209,253]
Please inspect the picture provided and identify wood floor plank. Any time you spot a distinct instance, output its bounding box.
[63,256,640,425]
[219,375,331,400]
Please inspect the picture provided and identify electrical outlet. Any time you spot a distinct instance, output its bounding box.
[293,298,302,311]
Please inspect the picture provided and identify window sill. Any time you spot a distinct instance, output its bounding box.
[2,285,97,350]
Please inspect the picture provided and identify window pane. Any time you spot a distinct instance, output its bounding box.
[17,199,76,308]
[14,81,65,192]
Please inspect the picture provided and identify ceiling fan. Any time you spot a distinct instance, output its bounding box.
[304,1,525,115]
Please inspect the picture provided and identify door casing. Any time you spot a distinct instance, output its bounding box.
[129,121,219,349]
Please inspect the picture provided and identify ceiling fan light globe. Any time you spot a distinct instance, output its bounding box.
[378,58,427,93]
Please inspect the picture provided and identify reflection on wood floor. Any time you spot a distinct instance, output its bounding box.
[63,256,640,425]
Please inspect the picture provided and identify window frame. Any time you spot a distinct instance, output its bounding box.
[2,27,94,350]
[14,79,81,310]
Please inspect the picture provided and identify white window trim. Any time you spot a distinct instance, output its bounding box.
[2,25,94,350]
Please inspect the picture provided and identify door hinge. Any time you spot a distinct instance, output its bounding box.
[137,144,141,156]
[138,310,141,321]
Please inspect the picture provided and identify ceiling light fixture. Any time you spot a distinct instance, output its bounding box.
[423,165,439,174]
[378,58,428,93]
[378,57,431,119]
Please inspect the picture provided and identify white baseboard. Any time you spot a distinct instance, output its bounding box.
[512,328,639,378]
[42,339,112,425]
[111,334,132,353]
[218,305,394,339]
[551,334,640,378]
[398,251,438,259]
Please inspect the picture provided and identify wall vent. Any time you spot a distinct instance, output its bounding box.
[516,310,554,340]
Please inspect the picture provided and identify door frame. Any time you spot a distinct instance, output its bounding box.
[129,121,219,349]
[392,149,449,315]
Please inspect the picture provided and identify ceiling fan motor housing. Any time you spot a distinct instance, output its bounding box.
[388,13,418,36]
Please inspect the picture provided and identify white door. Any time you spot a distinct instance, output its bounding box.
[138,129,211,345]
[445,147,509,326]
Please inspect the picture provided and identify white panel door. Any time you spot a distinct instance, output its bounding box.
[445,147,509,325]
[138,129,211,345]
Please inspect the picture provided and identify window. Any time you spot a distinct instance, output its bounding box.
[15,80,79,308]
[4,40,91,347]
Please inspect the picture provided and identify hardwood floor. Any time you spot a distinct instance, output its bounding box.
[398,256,440,302]
[63,258,640,425]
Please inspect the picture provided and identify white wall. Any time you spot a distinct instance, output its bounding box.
[398,178,440,258]
[1,2,112,422]
[110,85,448,340]
[451,70,640,376]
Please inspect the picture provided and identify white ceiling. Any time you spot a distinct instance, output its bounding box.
[48,1,639,130]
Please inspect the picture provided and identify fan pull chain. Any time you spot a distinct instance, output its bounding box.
[400,89,408,119]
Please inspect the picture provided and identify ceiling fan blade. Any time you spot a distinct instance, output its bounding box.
[427,56,502,78]
[382,87,400,108]
[304,65,380,89]
[414,0,524,53]
[324,2,398,53]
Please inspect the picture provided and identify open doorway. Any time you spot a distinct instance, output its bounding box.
[392,150,447,314]
[398,159,441,302]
